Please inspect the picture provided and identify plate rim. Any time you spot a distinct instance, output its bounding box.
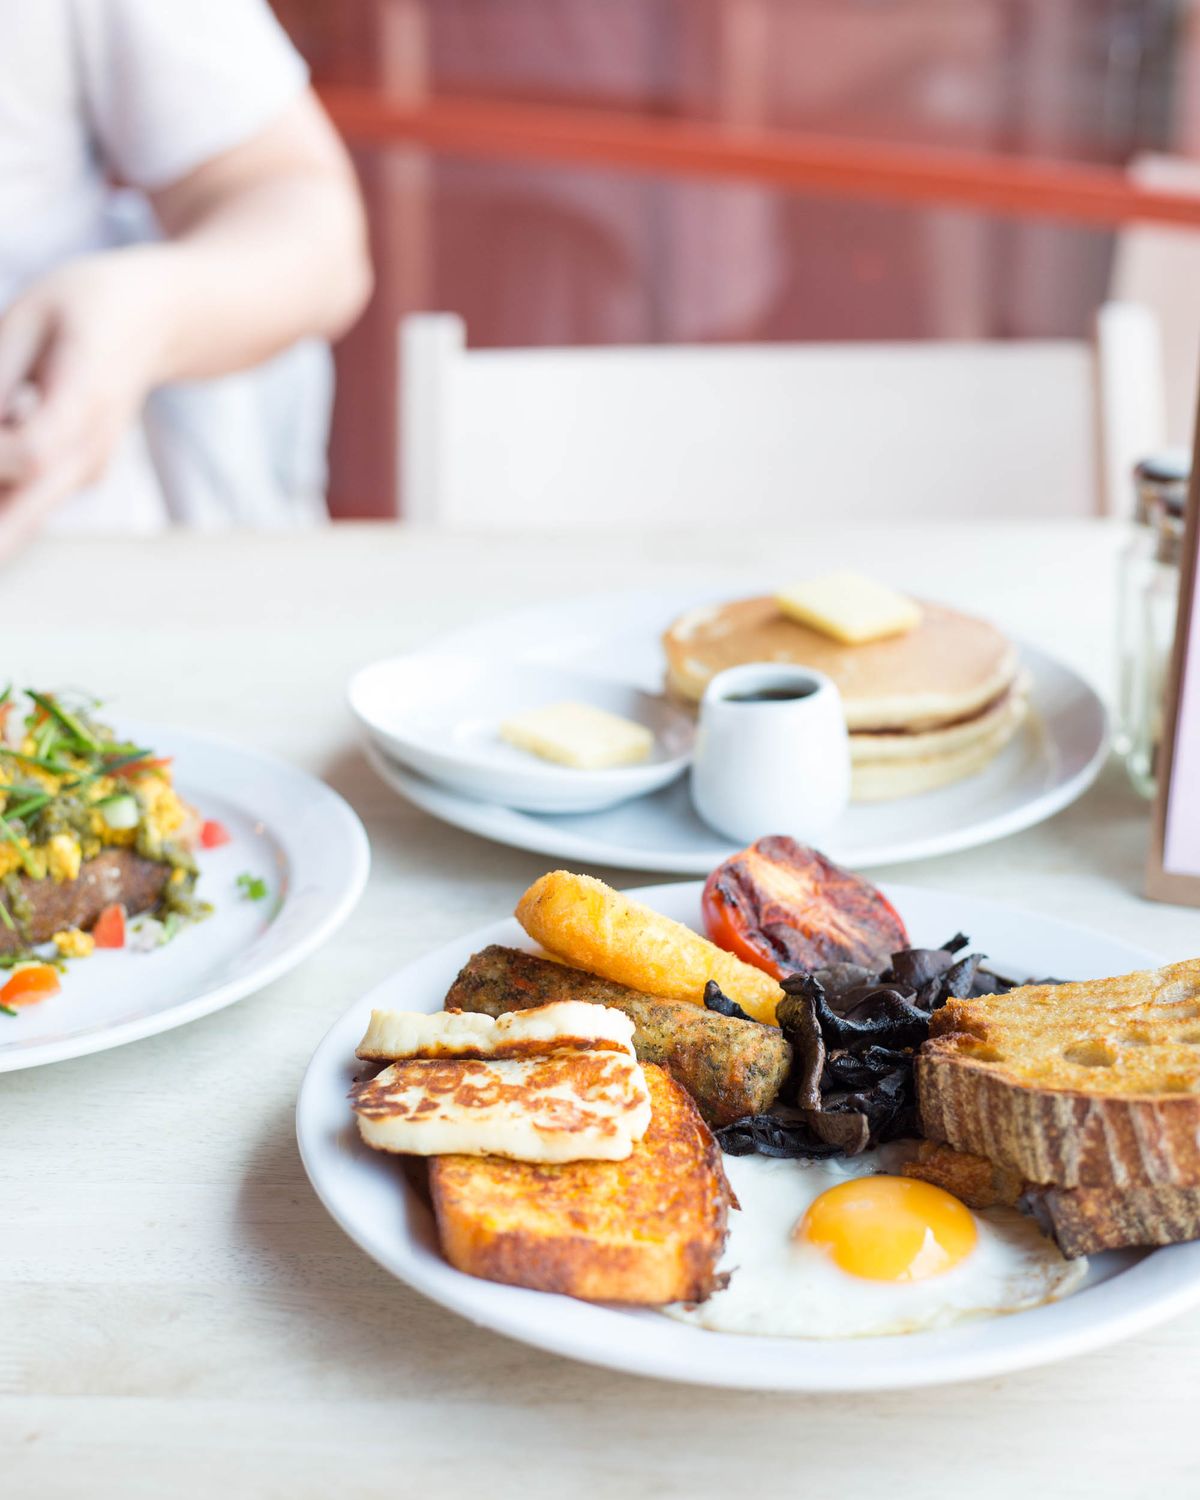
[296,878,1200,1393]
[0,722,370,1073]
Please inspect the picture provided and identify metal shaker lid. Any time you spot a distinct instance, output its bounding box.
[1134,448,1191,522]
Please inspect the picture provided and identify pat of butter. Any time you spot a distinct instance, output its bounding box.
[776,571,922,645]
[500,701,654,770]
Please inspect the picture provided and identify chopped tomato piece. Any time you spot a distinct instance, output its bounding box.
[111,755,173,778]
[200,819,232,849]
[1,964,61,1007]
[92,904,127,949]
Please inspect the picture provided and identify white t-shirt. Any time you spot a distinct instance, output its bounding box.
[0,0,321,532]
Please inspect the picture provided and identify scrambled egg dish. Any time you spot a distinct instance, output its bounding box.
[0,689,203,954]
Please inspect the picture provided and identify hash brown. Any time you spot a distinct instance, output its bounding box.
[444,944,791,1128]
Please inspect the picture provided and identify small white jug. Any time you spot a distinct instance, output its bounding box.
[690,663,851,845]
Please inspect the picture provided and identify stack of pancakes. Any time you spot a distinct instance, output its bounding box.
[663,596,1027,801]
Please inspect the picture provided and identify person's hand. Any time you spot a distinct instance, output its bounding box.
[0,251,170,558]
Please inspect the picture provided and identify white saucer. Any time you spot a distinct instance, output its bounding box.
[349,653,693,814]
[297,879,1200,1392]
[0,720,369,1072]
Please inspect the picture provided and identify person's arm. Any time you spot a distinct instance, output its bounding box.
[0,91,372,555]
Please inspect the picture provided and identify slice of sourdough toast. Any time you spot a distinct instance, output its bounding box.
[903,1142,1200,1258]
[428,1063,732,1304]
[1024,1182,1200,1258]
[918,959,1200,1189]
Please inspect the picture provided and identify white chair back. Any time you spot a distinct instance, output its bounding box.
[1110,153,1200,456]
[401,314,1151,528]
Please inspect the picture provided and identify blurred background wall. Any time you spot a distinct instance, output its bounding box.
[268,0,1200,519]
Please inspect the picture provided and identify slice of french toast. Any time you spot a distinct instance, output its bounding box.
[918,959,1200,1189]
[428,1063,732,1305]
[903,1141,1200,1258]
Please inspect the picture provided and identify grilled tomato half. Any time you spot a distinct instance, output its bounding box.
[702,837,908,978]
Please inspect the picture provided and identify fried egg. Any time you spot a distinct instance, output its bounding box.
[665,1149,1087,1338]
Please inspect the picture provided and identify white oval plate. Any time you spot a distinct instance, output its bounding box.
[297,879,1200,1392]
[0,721,369,1072]
[349,653,693,813]
[360,590,1108,873]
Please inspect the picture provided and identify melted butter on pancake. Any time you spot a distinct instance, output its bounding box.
[664,596,1017,733]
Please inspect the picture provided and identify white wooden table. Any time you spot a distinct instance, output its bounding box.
[2,521,1198,1498]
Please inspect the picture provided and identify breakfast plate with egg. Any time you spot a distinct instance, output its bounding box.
[0,693,368,1071]
[353,584,1108,873]
[297,859,1200,1392]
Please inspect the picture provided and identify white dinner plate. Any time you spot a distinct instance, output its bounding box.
[0,721,369,1072]
[297,879,1200,1392]
[348,653,694,813]
[360,589,1109,873]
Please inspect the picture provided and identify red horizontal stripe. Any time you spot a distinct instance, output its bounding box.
[319,86,1200,230]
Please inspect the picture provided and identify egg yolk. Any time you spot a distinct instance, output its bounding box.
[796,1175,978,1282]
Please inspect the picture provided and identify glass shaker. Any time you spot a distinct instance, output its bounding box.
[1117,450,1189,798]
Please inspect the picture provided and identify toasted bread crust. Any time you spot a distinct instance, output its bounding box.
[902,1141,1024,1209]
[1023,1182,1200,1257]
[428,1064,732,1304]
[916,1048,1200,1189]
[919,960,1200,1189]
[927,960,1200,1094]
[903,1140,1200,1256]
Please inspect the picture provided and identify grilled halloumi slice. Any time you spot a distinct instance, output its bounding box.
[355,999,636,1062]
[350,1050,651,1162]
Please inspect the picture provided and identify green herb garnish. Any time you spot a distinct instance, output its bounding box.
[25,690,102,754]
[33,718,57,760]
[4,791,52,823]
[1,748,73,774]
[0,896,14,933]
[236,873,268,902]
[0,1003,16,1017]
[96,747,152,773]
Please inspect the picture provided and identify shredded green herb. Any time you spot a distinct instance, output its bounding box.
[92,746,152,775]
[5,791,52,823]
[0,896,14,933]
[25,690,103,754]
[0,748,72,774]
[0,1002,16,1017]
[236,873,268,902]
